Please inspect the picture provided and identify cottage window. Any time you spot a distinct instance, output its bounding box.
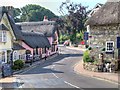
[42,48,45,54]
[52,45,55,52]
[13,51,17,60]
[0,31,2,42]
[0,31,7,42]
[1,51,5,62]
[2,31,7,42]
[106,41,114,52]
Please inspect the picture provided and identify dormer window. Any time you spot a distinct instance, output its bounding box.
[0,31,7,42]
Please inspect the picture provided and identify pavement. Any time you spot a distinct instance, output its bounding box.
[0,76,18,89]
[66,46,119,85]
[74,60,119,84]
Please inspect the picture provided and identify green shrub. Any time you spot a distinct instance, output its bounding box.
[12,60,24,70]
[83,50,93,63]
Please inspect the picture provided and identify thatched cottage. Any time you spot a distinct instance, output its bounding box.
[85,0,120,67]
[16,17,58,56]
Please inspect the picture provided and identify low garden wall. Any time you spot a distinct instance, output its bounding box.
[83,50,118,73]
[83,63,98,72]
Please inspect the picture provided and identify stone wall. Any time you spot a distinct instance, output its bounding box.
[89,24,120,61]
[83,63,98,72]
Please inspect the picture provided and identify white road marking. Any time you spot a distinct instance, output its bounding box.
[52,73,59,78]
[64,81,81,89]
[51,64,83,89]
[51,64,59,78]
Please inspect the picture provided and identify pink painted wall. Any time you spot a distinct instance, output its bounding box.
[47,37,53,45]
[38,48,42,55]
[21,42,33,55]
[46,32,59,55]
[55,31,59,44]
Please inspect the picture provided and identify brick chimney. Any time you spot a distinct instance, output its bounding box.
[43,16,48,21]
[0,6,13,18]
[5,6,14,17]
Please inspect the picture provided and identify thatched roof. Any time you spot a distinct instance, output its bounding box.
[16,21,57,37]
[85,1,120,26]
[7,14,23,40]
[22,32,51,48]
[0,24,8,30]
[13,43,25,50]
[0,6,23,40]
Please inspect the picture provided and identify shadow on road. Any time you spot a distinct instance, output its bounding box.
[19,53,83,75]
[0,82,19,88]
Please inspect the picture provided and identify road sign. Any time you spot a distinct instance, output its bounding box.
[84,32,89,40]
[117,37,120,48]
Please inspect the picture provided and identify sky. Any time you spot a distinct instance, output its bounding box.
[0,0,107,16]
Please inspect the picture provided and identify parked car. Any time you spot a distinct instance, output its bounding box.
[63,40,69,46]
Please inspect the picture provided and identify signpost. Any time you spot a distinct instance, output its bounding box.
[84,32,89,45]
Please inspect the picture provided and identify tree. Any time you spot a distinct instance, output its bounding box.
[13,8,21,22]
[58,1,88,43]
[13,4,58,22]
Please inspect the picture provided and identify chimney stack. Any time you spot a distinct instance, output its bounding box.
[43,16,48,21]
[5,6,14,17]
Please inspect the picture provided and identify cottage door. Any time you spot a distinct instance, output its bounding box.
[118,49,120,69]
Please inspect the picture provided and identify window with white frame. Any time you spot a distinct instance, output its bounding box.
[2,31,7,42]
[0,31,7,42]
[106,41,114,52]
[0,31,2,42]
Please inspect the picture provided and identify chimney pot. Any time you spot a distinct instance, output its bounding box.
[43,16,48,21]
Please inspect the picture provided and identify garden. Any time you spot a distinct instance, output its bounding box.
[83,46,118,73]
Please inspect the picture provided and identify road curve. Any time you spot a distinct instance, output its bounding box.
[15,46,118,89]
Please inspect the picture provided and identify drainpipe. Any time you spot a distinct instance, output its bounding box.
[10,48,14,67]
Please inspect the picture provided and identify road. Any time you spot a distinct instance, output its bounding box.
[15,46,118,89]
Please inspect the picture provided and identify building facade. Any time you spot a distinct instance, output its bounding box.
[85,1,120,68]
[0,7,26,64]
